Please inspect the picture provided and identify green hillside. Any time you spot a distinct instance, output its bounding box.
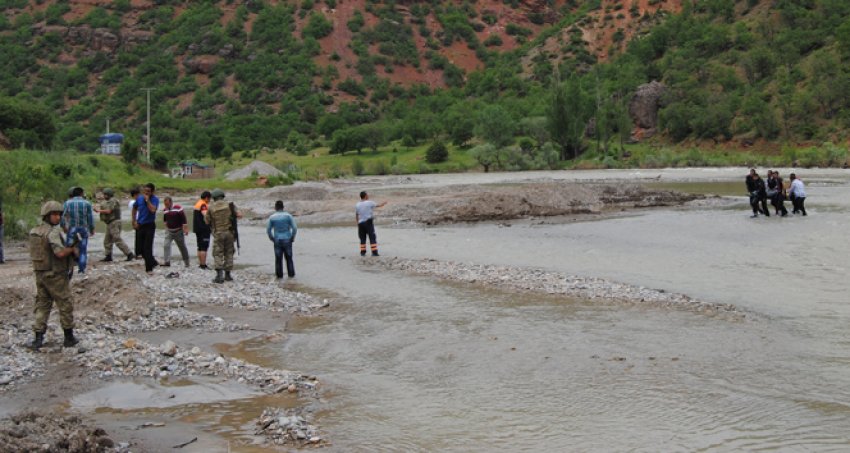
[2,0,850,169]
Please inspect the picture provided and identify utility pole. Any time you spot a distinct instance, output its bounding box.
[141,88,153,163]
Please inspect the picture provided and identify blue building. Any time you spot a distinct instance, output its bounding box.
[98,133,124,155]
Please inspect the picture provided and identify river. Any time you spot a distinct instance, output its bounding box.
[214,168,850,451]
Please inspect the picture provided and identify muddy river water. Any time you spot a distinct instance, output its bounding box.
[87,169,850,451]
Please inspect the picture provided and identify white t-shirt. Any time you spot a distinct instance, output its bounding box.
[790,179,806,198]
[356,200,377,224]
[129,200,139,221]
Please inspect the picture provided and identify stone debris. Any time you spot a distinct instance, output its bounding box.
[0,411,127,453]
[255,407,322,446]
[366,257,747,320]
[0,264,327,393]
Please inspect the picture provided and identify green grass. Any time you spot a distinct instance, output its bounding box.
[214,140,479,179]
[0,150,260,238]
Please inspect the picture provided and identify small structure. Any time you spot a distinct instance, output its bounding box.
[98,133,124,155]
[179,160,215,179]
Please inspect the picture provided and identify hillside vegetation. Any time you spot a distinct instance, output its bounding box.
[1,0,850,170]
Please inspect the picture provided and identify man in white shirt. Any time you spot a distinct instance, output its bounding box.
[788,173,807,216]
[355,191,387,256]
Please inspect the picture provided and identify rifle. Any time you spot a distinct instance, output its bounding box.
[229,202,240,255]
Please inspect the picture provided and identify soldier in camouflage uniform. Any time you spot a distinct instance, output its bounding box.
[27,201,80,350]
[95,188,134,262]
[204,189,241,284]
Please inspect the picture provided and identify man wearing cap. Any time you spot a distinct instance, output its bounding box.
[204,189,241,283]
[95,188,134,262]
[62,187,95,274]
[27,201,80,350]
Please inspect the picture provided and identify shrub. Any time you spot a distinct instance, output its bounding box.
[368,159,389,175]
[305,11,333,39]
[425,140,449,163]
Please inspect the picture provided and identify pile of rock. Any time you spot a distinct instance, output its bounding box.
[0,411,125,452]
[255,407,322,446]
[0,342,43,389]
[74,335,314,394]
[366,257,745,319]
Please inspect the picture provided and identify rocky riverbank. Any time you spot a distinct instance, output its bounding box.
[363,257,748,320]
[0,254,329,450]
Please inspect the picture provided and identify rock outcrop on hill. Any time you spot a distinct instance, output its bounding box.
[628,81,667,139]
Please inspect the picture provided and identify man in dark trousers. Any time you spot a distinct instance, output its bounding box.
[266,200,297,279]
[193,191,212,269]
[132,183,160,274]
[355,191,387,256]
[745,169,769,218]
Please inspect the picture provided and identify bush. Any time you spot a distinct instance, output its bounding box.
[351,158,364,175]
[303,12,333,39]
[368,159,389,175]
[425,140,449,163]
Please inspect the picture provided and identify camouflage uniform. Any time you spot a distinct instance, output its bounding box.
[205,199,235,271]
[100,198,132,258]
[29,221,74,333]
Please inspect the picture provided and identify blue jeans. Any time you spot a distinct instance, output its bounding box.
[273,239,295,278]
[66,227,89,273]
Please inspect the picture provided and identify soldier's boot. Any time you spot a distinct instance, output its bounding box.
[100,255,113,262]
[63,329,79,348]
[27,332,44,351]
[126,253,135,261]
[224,271,233,282]
[213,270,225,284]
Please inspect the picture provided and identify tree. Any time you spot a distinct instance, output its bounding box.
[548,74,592,160]
[0,96,56,150]
[475,104,515,148]
[470,143,497,172]
[425,140,448,163]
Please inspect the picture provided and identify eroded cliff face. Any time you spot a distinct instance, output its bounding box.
[6,0,682,107]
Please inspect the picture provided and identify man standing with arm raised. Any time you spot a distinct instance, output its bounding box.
[356,191,387,256]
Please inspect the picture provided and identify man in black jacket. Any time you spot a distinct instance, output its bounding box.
[745,169,769,218]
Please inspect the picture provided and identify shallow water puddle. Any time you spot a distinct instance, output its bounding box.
[73,376,304,451]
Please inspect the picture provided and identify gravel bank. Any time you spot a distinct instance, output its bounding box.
[364,257,748,320]
[0,259,329,449]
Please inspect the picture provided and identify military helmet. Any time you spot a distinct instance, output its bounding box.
[103,187,115,197]
[41,200,64,216]
[211,188,225,200]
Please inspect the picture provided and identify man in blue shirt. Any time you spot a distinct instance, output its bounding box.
[62,187,95,274]
[132,183,160,274]
[266,200,297,279]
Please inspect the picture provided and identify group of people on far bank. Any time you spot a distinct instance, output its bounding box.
[745,169,807,218]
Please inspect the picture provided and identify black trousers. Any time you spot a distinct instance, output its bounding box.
[134,228,142,256]
[750,195,769,216]
[138,222,157,272]
[358,219,378,254]
[771,194,788,215]
[792,196,807,215]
